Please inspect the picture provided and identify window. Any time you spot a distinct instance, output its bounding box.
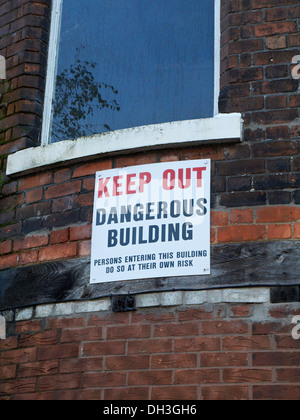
[7,0,242,176]
[46,0,217,144]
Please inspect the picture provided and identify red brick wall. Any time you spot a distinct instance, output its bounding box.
[1,0,300,400]
[1,155,300,271]
[1,301,300,400]
[0,0,300,269]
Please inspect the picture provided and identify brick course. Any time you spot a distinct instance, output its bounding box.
[0,299,299,400]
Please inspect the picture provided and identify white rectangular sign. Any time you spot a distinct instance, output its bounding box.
[90,159,210,284]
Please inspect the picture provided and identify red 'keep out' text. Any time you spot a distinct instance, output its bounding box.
[98,167,206,198]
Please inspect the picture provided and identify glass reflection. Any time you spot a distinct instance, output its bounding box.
[52,47,120,142]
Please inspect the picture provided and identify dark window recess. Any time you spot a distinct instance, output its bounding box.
[50,0,215,143]
[270,286,300,304]
[112,295,136,312]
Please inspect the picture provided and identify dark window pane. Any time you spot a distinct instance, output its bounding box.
[50,0,215,143]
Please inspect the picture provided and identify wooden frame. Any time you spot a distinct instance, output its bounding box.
[1,241,300,311]
[40,0,222,146]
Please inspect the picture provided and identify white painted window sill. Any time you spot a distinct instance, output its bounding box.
[7,113,243,176]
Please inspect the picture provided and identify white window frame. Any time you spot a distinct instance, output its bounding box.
[42,0,221,147]
[7,0,242,176]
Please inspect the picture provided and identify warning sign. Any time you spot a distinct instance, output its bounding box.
[90,160,211,283]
